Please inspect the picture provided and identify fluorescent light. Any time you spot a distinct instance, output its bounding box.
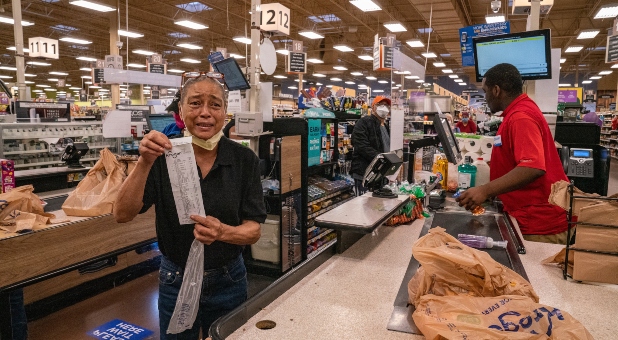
[0,75,12,79]
[49,71,69,76]
[98,89,109,92]
[349,0,381,11]
[433,62,445,67]
[144,86,151,89]
[485,14,505,24]
[422,52,437,58]
[7,46,30,52]
[334,45,353,52]
[59,37,92,44]
[393,70,410,74]
[118,30,143,38]
[558,83,571,87]
[366,76,377,80]
[330,78,342,81]
[89,85,101,88]
[299,31,324,39]
[454,79,463,83]
[233,36,252,44]
[560,58,566,63]
[405,75,419,79]
[313,73,326,77]
[177,43,202,50]
[594,4,618,19]
[378,80,388,84]
[415,79,424,83]
[180,58,201,63]
[27,61,51,66]
[81,76,92,79]
[458,83,467,86]
[582,80,593,84]
[36,84,50,88]
[345,81,355,84]
[229,53,245,59]
[307,58,324,64]
[276,49,289,55]
[69,87,82,90]
[33,90,43,93]
[565,46,583,53]
[48,78,59,81]
[406,39,424,48]
[392,86,400,89]
[76,56,97,61]
[80,67,92,72]
[84,81,92,84]
[590,76,602,79]
[612,64,618,69]
[127,63,146,68]
[449,75,459,79]
[316,83,323,86]
[70,0,115,12]
[441,69,453,74]
[44,88,57,92]
[174,20,208,30]
[0,66,16,71]
[288,86,298,89]
[599,70,613,75]
[373,89,384,93]
[274,75,287,79]
[577,30,600,40]
[0,16,34,26]
[24,73,35,77]
[133,49,155,55]
[350,72,363,76]
[358,55,373,60]
[333,66,348,71]
[168,69,185,73]
[384,22,406,32]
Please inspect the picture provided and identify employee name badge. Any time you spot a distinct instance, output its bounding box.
[494,135,502,147]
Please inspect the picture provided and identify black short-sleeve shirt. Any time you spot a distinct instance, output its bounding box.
[140,136,266,269]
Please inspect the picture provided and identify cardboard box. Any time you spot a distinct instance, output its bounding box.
[0,159,15,193]
[571,251,618,284]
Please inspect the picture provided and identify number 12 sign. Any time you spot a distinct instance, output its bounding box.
[260,3,290,36]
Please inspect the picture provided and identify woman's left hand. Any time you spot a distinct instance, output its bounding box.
[191,215,224,245]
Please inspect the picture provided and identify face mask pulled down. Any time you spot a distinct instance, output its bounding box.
[184,128,223,150]
[376,105,389,119]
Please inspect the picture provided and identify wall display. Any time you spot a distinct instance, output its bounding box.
[472,28,551,81]
[459,22,510,67]
[308,119,321,167]
[28,37,59,59]
[259,3,290,35]
[558,88,583,104]
[15,102,71,122]
[606,35,618,63]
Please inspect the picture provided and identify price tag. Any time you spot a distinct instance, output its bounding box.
[260,3,290,35]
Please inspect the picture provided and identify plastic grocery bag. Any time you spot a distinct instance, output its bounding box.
[167,238,204,334]
[62,148,126,216]
[408,227,539,307]
[413,294,594,339]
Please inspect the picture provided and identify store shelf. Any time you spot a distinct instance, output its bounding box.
[308,228,334,245]
[601,138,610,142]
[307,238,337,260]
[4,149,49,155]
[14,161,62,169]
[307,186,353,206]
[601,132,612,135]
[89,144,114,149]
[308,196,355,219]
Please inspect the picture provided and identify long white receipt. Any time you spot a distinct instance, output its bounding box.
[164,137,205,224]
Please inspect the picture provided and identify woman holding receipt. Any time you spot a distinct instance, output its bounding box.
[114,72,266,339]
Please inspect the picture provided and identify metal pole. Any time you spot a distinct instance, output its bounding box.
[249,0,261,113]
[109,1,121,107]
[12,0,27,100]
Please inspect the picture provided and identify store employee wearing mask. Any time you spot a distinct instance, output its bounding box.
[455,111,477,133]
[114,75,266,338]
[350,96,391,195]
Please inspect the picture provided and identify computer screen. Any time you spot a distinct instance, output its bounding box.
[433,113,463,164]
[213,57,251,91]
[473,29,552,82]
[147,114,176,132]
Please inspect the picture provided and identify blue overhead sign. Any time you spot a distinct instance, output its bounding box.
[459,22,510,67]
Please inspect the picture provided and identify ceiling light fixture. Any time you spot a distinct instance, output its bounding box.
[383,22,407,32]
[565,46,583,53]
[405,75,419,79]
[373,89,384,93]
[582,80,593,84]
[276,49,289,55]
[180,58,201,63]
[133,49,155,55]
[406,39,424,48]
[0,16,34,26]
[7,47,31,52]
[0,75,12,79]
[594,4,618,19]
[577,30,600,40]
[449,75,459,78]
[433,62,445,67]
[35,84,50,88]
[118,30,144,38]
[345,81,355,84]
[81,75,92,79]
[76,56,97,62]
[454,79,463,83]
[422,52,437,58]
[24,73,35,77]
[590,76,602,79]
[127,63,146,68]
[229,53,245,59]
[349,0,381,12]
[59,37,92,44]
[233,36,252,44]
[358,55,373,60]
[333,66,348,71]
[611,64,618,69]
[177,43,202,49]
[306,58,324,64]
[299,31,324,39]
[350,72,363,76]
[313,73,326,77]
[334,45,353,52]
[288,86,298,89]
[167,69,185,73]
[0,66,17,71]
[274,75,287,79]
[442,69,453,73]
[558,83,571,87]
[27,61,51,66]
[80,67,92,71]
[174,20,208,30]
[378,80,388,84]
[49,71,68,76]
[366,76,377,80]
[458,83,467,86]
[69,0,115,12]
[560,58,566,63]
[48,78,59,81]
[485,14,505,24]
[599,70,613,75]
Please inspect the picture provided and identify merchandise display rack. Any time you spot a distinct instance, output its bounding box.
[563,182,618,280]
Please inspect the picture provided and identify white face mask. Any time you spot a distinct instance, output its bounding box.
[376,105,389,118]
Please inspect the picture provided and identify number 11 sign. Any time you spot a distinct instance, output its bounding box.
[260,3,290,36]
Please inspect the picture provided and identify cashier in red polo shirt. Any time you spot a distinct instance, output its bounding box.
[457,63,569,244]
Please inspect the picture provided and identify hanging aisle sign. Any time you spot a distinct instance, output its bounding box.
[287,52,306,73]
[459,22,510,67]
[260,3,290,35]
[606,35,618,63]
[28,37,59,59]
[148,54,166,74]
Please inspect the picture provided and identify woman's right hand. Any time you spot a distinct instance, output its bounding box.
[138,131,172,165]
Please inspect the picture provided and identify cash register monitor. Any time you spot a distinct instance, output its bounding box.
[146,114,176,133]
[362,152,403,198]
[433,113,463,164]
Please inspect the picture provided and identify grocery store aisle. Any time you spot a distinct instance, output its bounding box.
[28,270,274,339]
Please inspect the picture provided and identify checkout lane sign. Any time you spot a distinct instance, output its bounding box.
[87,319,153,340]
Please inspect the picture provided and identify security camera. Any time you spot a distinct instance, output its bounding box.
[491,0,501,13]
[116,41,123,49]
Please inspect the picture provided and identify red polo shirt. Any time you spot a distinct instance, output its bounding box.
[490,94,568,235]
[456,120,477,133]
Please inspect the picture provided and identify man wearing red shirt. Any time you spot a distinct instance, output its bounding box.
[457,63,569,244]
[455,112,477,133]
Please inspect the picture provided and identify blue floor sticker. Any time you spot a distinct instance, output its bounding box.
[87,319,153,340]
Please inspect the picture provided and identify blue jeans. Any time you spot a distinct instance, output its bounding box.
[158,255,247,340]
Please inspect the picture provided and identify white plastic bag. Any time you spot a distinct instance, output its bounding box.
[167,238,204,334]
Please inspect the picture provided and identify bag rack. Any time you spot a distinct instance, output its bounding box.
[564,182,618,280]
